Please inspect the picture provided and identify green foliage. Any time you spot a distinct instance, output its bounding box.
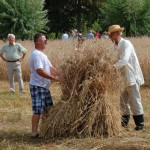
[100,0,150,36]
[48,33,56,40]
[92,19,102,32]
[82,21,88,34]
[0,0,48,40]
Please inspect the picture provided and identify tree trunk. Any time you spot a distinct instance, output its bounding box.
[77,0,81,31]
[55,31,58,39]
[126,23,131,37]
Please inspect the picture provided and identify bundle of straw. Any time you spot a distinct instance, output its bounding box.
[40,41,124,139]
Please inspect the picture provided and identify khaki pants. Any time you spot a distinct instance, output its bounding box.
[120,82,144,116]
[6,61,24,92]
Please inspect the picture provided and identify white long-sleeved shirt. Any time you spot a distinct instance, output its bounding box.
[114,38,144,86]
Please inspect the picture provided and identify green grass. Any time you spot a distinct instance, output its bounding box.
[0,81,150,150]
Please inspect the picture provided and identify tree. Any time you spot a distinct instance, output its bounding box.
[0,0,48,40]
[100,0,150,36]
[67,0,105,31]
[45,0,75,38]
[45,0,105,38]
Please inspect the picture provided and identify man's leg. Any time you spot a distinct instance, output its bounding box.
[32,114,40,136]
[15,62,24,92]
[30,85,43,137]
[41,90,53,123]
[128,82,144,131]
[7,62,15,92]
[120,89,130,127]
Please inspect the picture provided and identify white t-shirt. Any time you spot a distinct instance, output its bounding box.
[30,49,52,89]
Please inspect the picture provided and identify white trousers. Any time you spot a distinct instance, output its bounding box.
[120,82,144,116]
[6,61,24,91]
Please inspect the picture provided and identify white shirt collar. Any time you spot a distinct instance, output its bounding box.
[118,38,124,47]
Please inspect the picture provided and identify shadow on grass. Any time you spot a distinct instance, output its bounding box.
[0,131,46,145]
[1,130,150,150]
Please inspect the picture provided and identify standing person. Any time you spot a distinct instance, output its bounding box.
[95,31,101,38]
[86,30,94,39]
[0,34,27,93]
[62,32,69,40]
[108,25,144,131]
[102,32,109,39]
[30,33,63,138]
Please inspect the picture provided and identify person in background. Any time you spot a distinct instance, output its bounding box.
[70,29,78,39]
[108,25,144,131]
[86,30,94,39]
[102,31,109,39]
[0,34,27,93]
[29,33,64,138]
[62,32,69,40]
[95,31,101,38]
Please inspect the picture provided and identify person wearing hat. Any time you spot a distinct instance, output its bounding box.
[108,25,144,131]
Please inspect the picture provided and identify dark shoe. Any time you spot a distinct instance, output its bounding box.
[121,114,130,127]
[135,126,144,131]
[31,133,41,139]
[133,114,144,131]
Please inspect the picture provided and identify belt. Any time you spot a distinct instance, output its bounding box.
[7,59,19,62]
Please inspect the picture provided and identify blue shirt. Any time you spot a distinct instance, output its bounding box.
[86,33,94,39]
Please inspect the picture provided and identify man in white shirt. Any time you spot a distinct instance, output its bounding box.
[108,25,144,131]
[30,33,63,138]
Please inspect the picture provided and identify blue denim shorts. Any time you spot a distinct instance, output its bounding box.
[30,85,53,114]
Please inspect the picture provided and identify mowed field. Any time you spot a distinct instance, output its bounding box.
[0,37,150,150]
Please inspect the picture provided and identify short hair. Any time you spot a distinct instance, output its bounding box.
[34,33,45,42]
[8,34,15,38]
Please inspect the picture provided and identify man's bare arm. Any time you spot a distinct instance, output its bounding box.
[0,55,6,61]
[19,53,26,62]
[36,68,63,82]
[50,66,61,76]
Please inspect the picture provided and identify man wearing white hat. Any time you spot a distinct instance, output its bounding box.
[108,25,144,131]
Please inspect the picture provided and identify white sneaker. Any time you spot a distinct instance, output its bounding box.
[10,88,15,93]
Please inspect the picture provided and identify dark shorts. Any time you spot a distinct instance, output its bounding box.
[30,85,53,114]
